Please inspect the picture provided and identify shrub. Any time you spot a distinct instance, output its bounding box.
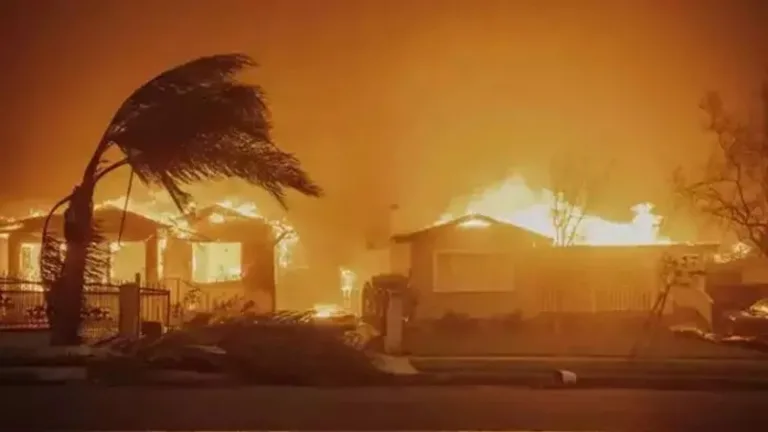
[433,311,478,333]
[492,311,523,331]
[91,311,392,385]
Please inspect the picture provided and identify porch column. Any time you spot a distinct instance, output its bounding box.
[144,235,159,287]
[7,233,21,279]
[242,239,276,312]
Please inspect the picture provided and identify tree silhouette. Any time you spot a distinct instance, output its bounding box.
[549,154,609,246]
[674,83,768,255]
[41,54,322,345]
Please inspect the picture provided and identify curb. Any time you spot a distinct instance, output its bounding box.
[4,365,768,391]
[398,372,768,390]
[0,367,88,384]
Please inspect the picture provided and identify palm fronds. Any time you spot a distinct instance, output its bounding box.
[40,223,111,286]
[43,54,322,345]
[100,54,322,212]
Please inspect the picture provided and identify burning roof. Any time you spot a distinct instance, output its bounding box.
[0,194,301,269]
[437,174,672,246]
[0,205,168,242]
[185,203,273,242]
[392,213,551,244]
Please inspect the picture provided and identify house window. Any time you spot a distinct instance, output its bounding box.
[433,251,515,292]
[192,242,242,283]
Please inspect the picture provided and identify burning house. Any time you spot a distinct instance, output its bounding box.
[0,200,284,314]
[391,213,719,323]
[385,173,723,323]
[163,203,278,312]
[0,205,167,287]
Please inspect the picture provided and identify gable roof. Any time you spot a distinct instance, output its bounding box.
[184,204,272,242]
[391,213,552,244]
[0,205,169,241]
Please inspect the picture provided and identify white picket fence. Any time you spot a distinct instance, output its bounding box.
[535,285,655,314]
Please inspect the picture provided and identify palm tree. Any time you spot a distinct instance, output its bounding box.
[40,54,322,345]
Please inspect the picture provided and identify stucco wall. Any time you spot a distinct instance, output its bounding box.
[405,224,544,319]
[401,224,716,320]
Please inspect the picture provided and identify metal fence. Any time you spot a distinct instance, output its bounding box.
[0,279,171,339]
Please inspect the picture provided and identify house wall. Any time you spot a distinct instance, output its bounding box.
[403,225,717,321]
[403,234,721,356]
[163,238,193,282]
[390,242,410,276]
[162,234,275,312]
[406,224,544,319]
[109,241,147,283]
[709,257,768,285]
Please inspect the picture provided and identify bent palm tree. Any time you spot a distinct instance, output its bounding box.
[41,54,322,345]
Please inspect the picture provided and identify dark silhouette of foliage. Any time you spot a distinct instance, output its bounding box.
[42,54,322,345]
[674,83,768,254]
[549,155,610,246]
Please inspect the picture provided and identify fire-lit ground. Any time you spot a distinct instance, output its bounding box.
[1,386,765,431]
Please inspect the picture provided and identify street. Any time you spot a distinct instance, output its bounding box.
[0,385,765,430]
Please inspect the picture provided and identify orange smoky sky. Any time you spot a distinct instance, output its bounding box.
[0,0,767,264]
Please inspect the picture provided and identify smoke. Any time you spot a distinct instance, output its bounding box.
[0,0,766,278]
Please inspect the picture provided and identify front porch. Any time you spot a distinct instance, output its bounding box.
[0,205,165,287]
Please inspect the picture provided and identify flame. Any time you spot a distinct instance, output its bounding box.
[340,267,357,296]
[97,194,300,267]
[2,192,301,270]
[438,174,671,246]
[312,303,344,318]
[339,267,358,313]
[217,200,260,218]
[207,212,225,224]
[713,242,752,263]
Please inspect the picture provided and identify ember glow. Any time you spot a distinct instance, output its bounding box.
[339,266,357,311]
[713,242,752,263]
[312,303,344,318]
[438,174,671,246]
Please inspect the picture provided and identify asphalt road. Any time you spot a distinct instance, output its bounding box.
[1,385,766,431]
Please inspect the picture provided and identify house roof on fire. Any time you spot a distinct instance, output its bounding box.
[391,213,552,244]
[189,204,260,224]
[0,205,169,241]
[182,204,272,242]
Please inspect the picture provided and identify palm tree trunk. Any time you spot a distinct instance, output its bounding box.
[49,185,94,346]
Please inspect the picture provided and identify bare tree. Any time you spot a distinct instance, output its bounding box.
[674,84,768,255]
[549,154,608,246]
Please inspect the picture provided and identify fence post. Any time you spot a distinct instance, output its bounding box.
[118,283,141,339]
[384,291,404,354]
